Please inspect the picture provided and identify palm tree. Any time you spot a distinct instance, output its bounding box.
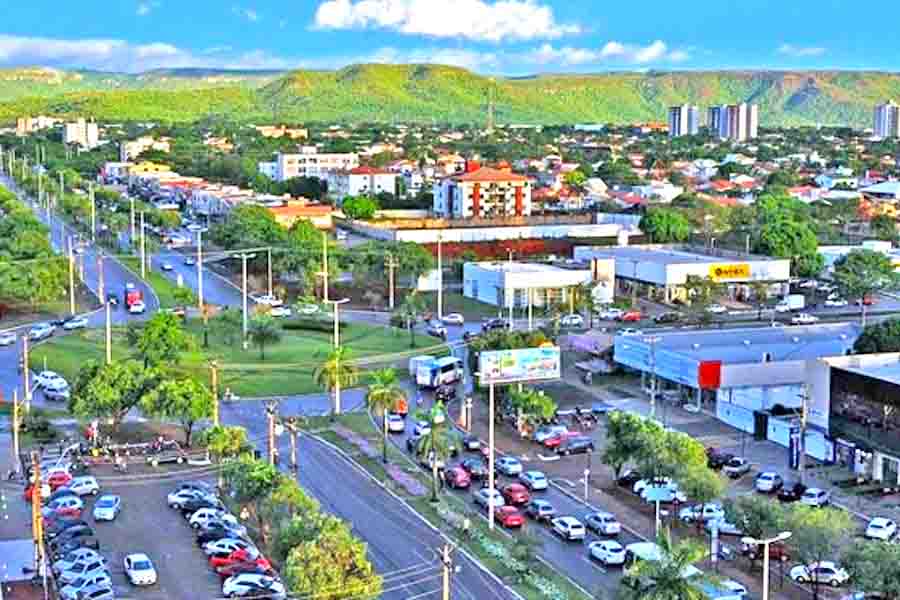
[248,314,282,360]
[314,346,360,416]
[618,534,712,600]
[398,292,426,348]
[365,368,406,464]
[414,402,452,503]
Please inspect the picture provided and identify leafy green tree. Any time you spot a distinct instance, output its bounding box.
[135,311,190,368]
[563,169,587,190]
[755,219,823,277]
[172,285,195,307]
[639,208,691,243]
[211,308,243,346]
[365,368,406,464]
[271,503,326,564]
[723,495,786,550]
[342,195,379,220]
[834,249,900,326]
[842,539,900,599]
[601,411,658,480]
[141,377,213,446]
[618,535,711,600]
[784,505,854,600]
[679,467,727,531]
[222,457,281,547]
[314,346,360,416]
[855,318,900,354]
[209,204,286,250]
[397,292,427,348]
[870,215,898,241]
[414,403,453,502]
[70,360,159,430]
[508,388,557,433]
[247,313,282,360]
[202,425,251,461]
[283,516,382,599]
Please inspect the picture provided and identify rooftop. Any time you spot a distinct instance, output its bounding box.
[453,166,529,183]
[836,362,900,386]
[0,539,36,583]
[576,244,780,266]
[468,261,590,275]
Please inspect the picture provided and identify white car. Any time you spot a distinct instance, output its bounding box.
[638,479,687,504]
[496,456,523,476]
[270,306,292,318]
[552,516,586,541]
[825,298,848,308]
[519,471,548,491]
[167,488,205,509]
[160,262,174,271]
[298,304,319,315]
[865,517,897,541]
[53,549,102,575]
[129,301,146,314]
[678,503,724,524]
[68,476,100,496]
[124,553,157,586]
[442,313,465,325]
[473,488,505,509]
[800,487,831,507]
[386,414,405,433]
[186,224,204,233]
[28,322,55,341]
[189,508,241,530]
[791,313,819,325]
[223,573,286,599]
[585,511,621,536]
[255,294,283,307]
[755,471,784,493]
[598,308,624,320]
[92,494,121,521]
[560,314,584,328]
[62,316,89,330]
[704,518,743,536]
[34,370,67,390]
[0,331,17,346]
[203,538,256,556]
[588,540,626,566]
[775,302,792,313]
[790,562,850,587]
[620,328,643,336]
[413,421,431,437]
[706,304,727,314]
[721,580,748,597]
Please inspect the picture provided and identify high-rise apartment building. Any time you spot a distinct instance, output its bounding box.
[64,118,100,149]
[16,115,60,137]
[257,147,359,182]
[668,105,700,137]
[707,103,758,141]
[874,101,900,139]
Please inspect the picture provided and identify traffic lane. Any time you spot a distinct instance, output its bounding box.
[151,250,243,308]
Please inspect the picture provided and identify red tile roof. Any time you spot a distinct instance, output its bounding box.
[350,166,391,175]
[268,204,332,217]
[452,166,529,183]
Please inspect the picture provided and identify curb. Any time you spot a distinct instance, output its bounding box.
[309,433,527,600]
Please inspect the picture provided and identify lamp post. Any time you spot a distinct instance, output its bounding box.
[741,532,792,600]
[643,336,661,419]
[237,252,256,349]
[326,298,351,348]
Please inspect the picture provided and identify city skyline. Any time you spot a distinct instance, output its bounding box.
[0,0,894,74]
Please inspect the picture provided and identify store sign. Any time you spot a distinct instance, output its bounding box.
[478,347,561,386]
[709,263,751,281]
[789,425,801,470]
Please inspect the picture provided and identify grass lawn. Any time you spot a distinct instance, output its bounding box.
[118,256,192,309]
[415,290,502,321]
[30,318,446,398]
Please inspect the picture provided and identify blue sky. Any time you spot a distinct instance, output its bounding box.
[0,0,891,74]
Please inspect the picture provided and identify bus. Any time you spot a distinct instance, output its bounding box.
[416,356,463,389]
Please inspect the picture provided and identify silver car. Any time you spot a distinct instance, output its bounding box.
[58,574,112,600]
[58,558,108,584]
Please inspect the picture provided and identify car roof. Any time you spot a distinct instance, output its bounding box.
[589,511,615,519]
[524,470,545,477]
[556,516,581,524]
[126,552,151,562]
[870,517,893,525]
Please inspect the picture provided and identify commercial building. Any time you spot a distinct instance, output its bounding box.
[267,202,333,230]
[254,124,309,140]
[614,323,860,461]
[120,136,171,161]
[572,245,790,303]
[258,147,360,182]
[668,105,700,137]
[819,240,900,273]
[463,261,603,309]
[433,165,532,219]
[707,103,758,141]
[64,118,100,149]
[16,115,59,136]
[327,166,397,200]
[873,101,900,139]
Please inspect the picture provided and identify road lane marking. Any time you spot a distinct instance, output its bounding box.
[537,454,560,462]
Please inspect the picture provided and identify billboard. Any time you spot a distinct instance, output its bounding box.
[708,263,751,282]
[478,347,561,386]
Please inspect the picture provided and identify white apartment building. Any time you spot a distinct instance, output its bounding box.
[874,101,900,139]
[668,105,699,137]
[708,103,758,141]
[326,166,398,200]
[432,166,532,219]
[120,136,171,161]
[64,118,100,149]
[258,147,359,182]
[16,115,60,136]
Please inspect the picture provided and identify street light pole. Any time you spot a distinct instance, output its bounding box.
[267,247,273,298]
[197,229,204,313]
[130,197,135,244]
[322,232,329,303]
[488,379,496,530]
[327,298,350,349]
[89,183,96,244]
[386,252,397,310]
[742,532,792,600]
[241,253,251,350]
[140,211,146,278]
[437,234,443,321]
[644,336,661,419]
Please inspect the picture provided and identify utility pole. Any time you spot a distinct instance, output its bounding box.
[441,544,453,600]
[286,417,299,471]
[488,380,496,530]
[799,384,809,485]
[23,335,31,412]
[129,197,136,244]
[241,253,251,350]
[30,450,48,600]
[437,233,443,321]
[197,229,204,312]
[266,400,278,465]
[645,336,661,419]
[68,241,76,315]
[12,389,21,476]
[267,247,273,298]
[105,301,112,365]
[209,361,219,427]
[140,211,146,278]
[528,288,534,331]
[386,252,398,310]
[97,254,105,302]
[322,232,329,302]
[89,183,96,243]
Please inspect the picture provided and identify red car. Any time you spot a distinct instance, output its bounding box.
[494,506,525,528]
[215,559,275,580]
[209,548,263,569]
[444,467,471,489]
[46,471,73,491]
[543,431,583,449]
[51,506,82,519]
[621,310,642,322]
[502,483,531,506]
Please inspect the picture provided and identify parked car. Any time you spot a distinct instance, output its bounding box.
[53,548,102,575]
[496,456,523,476]
[533,425,568,444]
[203,538,256,557]
[723,457,752,478]
[50,536,100,560]
[462,435,482,452]
[560,314,584,328]
[460,458,488,479]
[33,370,67,390]
[556,436,594,456]
[482,318,509,332]
[444,467,471,489]
[58,557,108,584]
[678,503,724,524]
[525,499,556,522]
[28,322,55,341]
[196,522,249,546]
[58,576,113,600]
[519,470,548,491]
[189,508,240,530]
[178,494,225,516]
[42,496,84,518]
[865,517,898,541]
[442,313,464,325]
[617,469,642,488]
[741,540,790,562]
[167,489,205,508]
[435,384,456,403]
[790,562,850,587]
[584,511,621,536]
[589,540,626,566]
[552,516,586,541]
[254,294,283,307]
[706,448,735,470]
[825,297,848,308]
[386,413,405,433]
[494,506,525,529]
[160,262,174,271]
[0,331,17,346]
[654,312,682,324]
[598,307,624,320]
[543,431,583,450]
[129,300,146,314]
[620,310,642,322]
[706,304,727,314]
[473,488,505,510]
[222,573,286,599]
[62,316,89,331]
[704,518,743,536]
[215,560,275,581]
[426,322,448,339]
[69,476,100,496]
[184,256,196,266]
[501,483,531,506]
[124,553,157,586]
[91,495,121,521]
[800,487,831,507]
[755,471,784,494]
[270,306,292,318]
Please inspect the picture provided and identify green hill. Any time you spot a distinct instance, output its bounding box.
[0,64,898,127]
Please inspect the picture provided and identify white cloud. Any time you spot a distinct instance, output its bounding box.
[527,41,689,66]
[232,6,260,22]
[777,43,825,58]
[313,0,580,42]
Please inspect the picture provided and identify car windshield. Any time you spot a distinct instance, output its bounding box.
[132,560,152,570]
[96,498,116,507]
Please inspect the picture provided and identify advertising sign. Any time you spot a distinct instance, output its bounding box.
[789,425,801,470]
[708,263,751,282]
[478,347,561,386]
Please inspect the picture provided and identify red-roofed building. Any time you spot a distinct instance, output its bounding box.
[267,202,334,230]
[327,166,398,201]
[433,167,532,218]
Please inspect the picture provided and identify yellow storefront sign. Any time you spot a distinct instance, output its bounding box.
[709,263,751,281]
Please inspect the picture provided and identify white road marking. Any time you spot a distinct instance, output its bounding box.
[537,454,560,462]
